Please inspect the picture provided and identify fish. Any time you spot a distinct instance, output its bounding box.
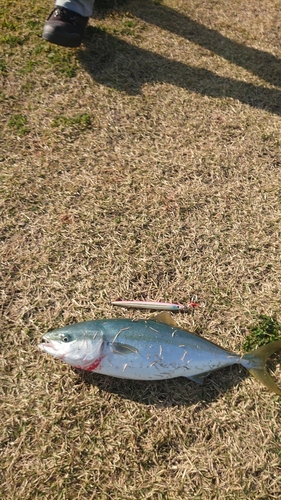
[38,312,281,395]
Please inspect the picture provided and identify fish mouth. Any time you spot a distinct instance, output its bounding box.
[38,337,56,351]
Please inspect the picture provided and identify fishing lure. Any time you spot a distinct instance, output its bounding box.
[111,299,200,312]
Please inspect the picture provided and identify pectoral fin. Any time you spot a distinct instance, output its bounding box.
[112,342,139,355]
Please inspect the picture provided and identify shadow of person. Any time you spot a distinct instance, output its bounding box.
[78,26,281,115]
[73,365,248,408]
[125,0,281,88]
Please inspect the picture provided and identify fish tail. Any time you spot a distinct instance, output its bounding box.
[242,340,281,395]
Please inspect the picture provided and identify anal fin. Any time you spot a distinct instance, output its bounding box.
[188,374,205,385]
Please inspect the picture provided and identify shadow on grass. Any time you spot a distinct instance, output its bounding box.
[126,0,281,89]
[78,0,281,115]
[74,365,249,407]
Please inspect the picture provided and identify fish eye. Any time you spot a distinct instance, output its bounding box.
[61,333,72,343]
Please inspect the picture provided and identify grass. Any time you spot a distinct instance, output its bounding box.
[1,0,281,498]
[243,315,281,351]
[50,113,92,130]
[7,114,30,135]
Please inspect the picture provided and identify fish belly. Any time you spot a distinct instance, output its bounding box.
[97,349,188,379]
[96,340,240,381]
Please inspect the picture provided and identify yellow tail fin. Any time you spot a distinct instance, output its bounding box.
[243,340,281,395]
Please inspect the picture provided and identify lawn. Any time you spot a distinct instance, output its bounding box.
[1,0,281,498]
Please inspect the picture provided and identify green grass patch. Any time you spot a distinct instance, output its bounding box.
[243,315,281,351]
[0,58,7,73]
[7,114,29,135]
[50,113,92,130]
[0,34,25,46]
[19,59,37,74]
[46,49,78,77]
[2,20,17,30]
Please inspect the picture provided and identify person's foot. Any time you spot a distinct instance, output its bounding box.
[42,7,89,47]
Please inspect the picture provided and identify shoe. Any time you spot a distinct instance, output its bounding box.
[42,7,89,47]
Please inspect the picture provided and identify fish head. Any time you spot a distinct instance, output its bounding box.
[38,324,102,368]
[39,328,78,359]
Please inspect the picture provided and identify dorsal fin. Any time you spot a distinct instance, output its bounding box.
[150,312,179,327]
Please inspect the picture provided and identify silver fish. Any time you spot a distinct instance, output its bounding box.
[38,312,281,395]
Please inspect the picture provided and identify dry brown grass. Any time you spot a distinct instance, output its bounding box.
[1,0,281,498]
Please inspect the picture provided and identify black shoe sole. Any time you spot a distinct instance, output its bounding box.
[42,27,82,48]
